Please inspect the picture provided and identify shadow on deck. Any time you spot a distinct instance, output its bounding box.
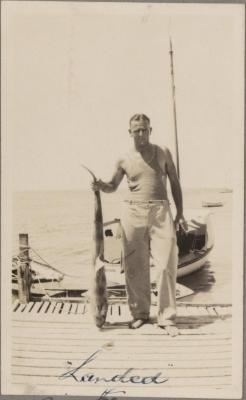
[178,262,216,295]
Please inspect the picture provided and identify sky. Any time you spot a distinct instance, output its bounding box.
[2,2,245,190]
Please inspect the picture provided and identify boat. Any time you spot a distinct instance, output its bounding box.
[220,188,232,193]
[103,208,214,283]
[202,201,223,208]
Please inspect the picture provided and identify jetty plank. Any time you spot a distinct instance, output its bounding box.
[12,349,231,361]
[198,306,210,315]
[11,318,230,335]
[12,364,232,379]
[176,306,190,317]
[11,326,232,343]
[11,319,232,334]
[12,339,231,353]
[37,301,51,314]
[185,306,200,316]
[9,382,232,397]
[215,306,232,317]
[12,343,231,355]
[76,303,85,314]
[11,331,232,346]
[28,302,43,314]
[23,301,36,313]
[14,303,28,314]
[69,303,78,314]
[12,356,232,369]
[52,302,63,314]
[11,374,232,387]
[12,299,20,311]
[206,306,218,317]
[48,302,58,313]
[11,333,231,348]
[15,313,219,325]
[119,305,131,321]
[62,302,72,314]
[9,383,233,398]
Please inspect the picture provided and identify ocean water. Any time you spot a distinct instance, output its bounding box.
[12,188,232,303]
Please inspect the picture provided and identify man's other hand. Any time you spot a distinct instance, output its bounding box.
[174,214,188,233]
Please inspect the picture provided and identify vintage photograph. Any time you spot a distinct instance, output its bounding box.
[1,1,244,398]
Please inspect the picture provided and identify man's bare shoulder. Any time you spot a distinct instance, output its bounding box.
[115,153,128,170]
[157,145,172,158]
[156,145,174,165]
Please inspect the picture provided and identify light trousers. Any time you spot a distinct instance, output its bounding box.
[121,200,178,326]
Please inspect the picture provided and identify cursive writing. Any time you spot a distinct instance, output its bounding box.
[59,349,168,384]
[42,390,126,400]
[98,388,126,399]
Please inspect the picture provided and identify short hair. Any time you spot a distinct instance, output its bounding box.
[129,114,150,125]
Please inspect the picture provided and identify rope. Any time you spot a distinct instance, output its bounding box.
[103,218,120,227]
[35,274,51,300]
[30,259,63,280]
[12,252,67,279]
[12,244,123,283]
[29,247,66,276]
[29,247,85,279]
[15,246,111,279]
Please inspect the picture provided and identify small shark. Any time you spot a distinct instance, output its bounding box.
[81,165,108,328]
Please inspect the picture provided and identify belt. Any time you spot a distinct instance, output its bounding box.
[124,199,169,204]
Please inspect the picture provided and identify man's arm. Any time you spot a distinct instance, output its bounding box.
[92,159,125,193]
[165,148,187,231]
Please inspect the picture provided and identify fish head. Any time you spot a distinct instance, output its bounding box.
[95,304,108,327]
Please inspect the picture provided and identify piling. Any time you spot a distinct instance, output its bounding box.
[17,233,31,303]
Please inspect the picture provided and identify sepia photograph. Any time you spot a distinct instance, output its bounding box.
[1,1,245,398]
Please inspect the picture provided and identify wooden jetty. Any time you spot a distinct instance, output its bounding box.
[11,234,233,396]
[11,299,232,397]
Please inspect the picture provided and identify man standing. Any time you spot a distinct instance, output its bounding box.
[92,114,187,336]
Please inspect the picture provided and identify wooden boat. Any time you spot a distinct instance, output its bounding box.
[220,188,232,193]
[103,208,214,283]
[202,201,223,208]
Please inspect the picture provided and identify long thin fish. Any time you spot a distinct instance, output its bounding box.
[81,164,108,327]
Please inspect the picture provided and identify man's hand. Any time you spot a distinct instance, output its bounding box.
[174,214,188,233]
[91,179,104,192]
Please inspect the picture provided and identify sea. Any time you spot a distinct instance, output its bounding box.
[12,188,233,304]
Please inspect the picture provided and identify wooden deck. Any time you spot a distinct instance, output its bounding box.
[11,300,232,397]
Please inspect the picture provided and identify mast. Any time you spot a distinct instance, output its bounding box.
[169,38,180,180]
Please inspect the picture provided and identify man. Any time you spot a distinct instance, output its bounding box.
[92,114,187,336]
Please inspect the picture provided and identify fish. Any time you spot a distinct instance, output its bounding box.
[81,165,108,327]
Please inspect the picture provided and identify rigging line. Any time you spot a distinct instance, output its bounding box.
[13,248,85,278]
[31,258,84,279]
[28,248,65,276]
[168,16,172,37]
[35,274,51,299]
[169,37,180,179]
[31,259,64,280]
[31,259,85,279]
[13,248,31,257]
[29,247,88,279]
[13,247,104,279]
[30,248,64,274]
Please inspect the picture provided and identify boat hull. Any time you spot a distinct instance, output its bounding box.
[202,201,223,208]
[177,247,213,278]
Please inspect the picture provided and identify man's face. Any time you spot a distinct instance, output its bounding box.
[129,120,151,147]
